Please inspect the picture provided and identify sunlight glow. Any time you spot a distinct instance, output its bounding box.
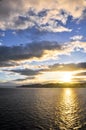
[60,72,72,83]
[37,71,74,84]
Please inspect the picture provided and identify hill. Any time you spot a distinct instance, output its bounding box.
[17,82,86,88]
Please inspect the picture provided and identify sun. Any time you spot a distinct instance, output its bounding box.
[60,72,72,83]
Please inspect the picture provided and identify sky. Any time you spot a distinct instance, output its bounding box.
[0,0,86,86]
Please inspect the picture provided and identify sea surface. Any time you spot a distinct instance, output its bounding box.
[0,88,86,130]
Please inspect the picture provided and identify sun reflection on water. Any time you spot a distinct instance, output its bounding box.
[55,88,81,130]
[65,88,71,96]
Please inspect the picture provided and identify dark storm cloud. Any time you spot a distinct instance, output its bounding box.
[0,41,61,67]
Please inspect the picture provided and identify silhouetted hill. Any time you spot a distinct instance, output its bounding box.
[17,82,86,88]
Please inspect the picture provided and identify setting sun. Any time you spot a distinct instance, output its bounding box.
[60,72,72,83]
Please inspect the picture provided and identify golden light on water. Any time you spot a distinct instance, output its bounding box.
[65,88,71,96]
[55,88,80,129]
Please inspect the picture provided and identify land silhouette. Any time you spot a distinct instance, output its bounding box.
[17,82,86,88]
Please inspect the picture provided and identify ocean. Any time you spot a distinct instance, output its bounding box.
[0,88,86,130]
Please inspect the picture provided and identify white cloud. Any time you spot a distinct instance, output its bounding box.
[38,23,72,32]
[63,40,86,55]
[0,0,86,31]
[70,35,83,41]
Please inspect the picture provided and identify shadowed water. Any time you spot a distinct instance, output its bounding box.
[0,88,86,130]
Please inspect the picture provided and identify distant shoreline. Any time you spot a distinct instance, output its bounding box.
[17,83,86,88]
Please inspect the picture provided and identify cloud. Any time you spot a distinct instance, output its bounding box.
[48,62,86,72]
[1,40,86,67]
[0,41,63,67]
[11,69,41,76]
[0,61,18,67]
[11,62,86,79]
[38,23,72,32]
[58,0,86,18]
[72,70,86,82]
[0,0,86,31]
[63,40,86,54]
[0,8,71,32]
[10,68,42,85]
[75,72,86,76]
[15,76,35,81]
[78,8,86,21]
[70,35,83,41]
[1,61,86,85]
